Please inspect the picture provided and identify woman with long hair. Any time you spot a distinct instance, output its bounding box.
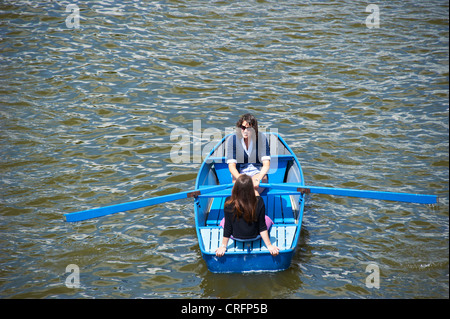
[215,175,279,257]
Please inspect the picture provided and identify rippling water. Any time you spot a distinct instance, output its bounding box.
[0,0,448,299]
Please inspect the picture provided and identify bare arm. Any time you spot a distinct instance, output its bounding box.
[260,230,279,256]
[228,162,241,181]
[252,160,270,188]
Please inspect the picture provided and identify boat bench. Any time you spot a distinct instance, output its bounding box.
[199,225,297,253]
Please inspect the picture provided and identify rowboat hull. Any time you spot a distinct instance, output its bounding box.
[194,133,305,273]
[201,250,295,273]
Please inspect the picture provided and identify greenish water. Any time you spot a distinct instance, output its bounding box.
[0,0,448,299]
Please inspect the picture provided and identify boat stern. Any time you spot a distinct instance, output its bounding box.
[197,224,299,273]
[202,249,295,273]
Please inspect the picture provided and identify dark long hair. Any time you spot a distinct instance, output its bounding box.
[224,175,258,223]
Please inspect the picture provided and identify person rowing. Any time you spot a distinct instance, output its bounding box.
[225,113,270,195]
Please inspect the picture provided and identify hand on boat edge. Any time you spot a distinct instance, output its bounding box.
[215,246,227,257]
[268,244,280,256]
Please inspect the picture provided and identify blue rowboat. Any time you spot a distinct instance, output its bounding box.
[194,133,305,273]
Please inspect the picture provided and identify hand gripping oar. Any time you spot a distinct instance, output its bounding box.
[64,183,233,222]
[260,183,437,204]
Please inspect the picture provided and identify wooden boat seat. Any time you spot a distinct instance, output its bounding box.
[199,225,297,253]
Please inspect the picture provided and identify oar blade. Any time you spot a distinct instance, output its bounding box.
[261,183,437,204]
[64,192,183,222]
[308,186,437,204]
[64,184,233,222]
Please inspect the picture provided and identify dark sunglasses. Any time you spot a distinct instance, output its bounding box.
[240,125,252,131]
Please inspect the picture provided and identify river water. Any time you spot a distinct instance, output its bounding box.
[0,0,448,299]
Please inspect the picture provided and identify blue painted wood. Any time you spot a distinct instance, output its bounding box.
[198,188,232,198]
[272,195,284,224]
[267,155,293,183]
[281,195,296,224]
[201,250,295,273]
[261,183,437,204]
[206,197,224,226]
[213,162,232,184]
[65,183,233,222]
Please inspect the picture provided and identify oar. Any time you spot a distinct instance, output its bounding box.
[64,183,233,222]
[260,183,437,204]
